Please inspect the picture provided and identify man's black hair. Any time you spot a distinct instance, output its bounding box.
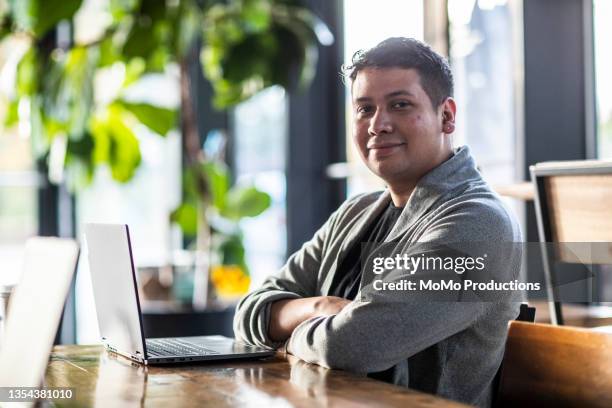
[344,37,454,109]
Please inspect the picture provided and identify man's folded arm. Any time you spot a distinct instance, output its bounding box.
[233,204,346,349]
[286,203,520,372]
[286,295,487,373]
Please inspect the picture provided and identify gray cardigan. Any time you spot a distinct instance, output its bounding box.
[233,146,523,407]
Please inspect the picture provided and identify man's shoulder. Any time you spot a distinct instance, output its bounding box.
[429,187,522,242]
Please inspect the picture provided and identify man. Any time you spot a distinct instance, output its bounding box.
[233,37,522,407]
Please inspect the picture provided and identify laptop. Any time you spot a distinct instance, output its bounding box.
[0,238,79,394]
[84,223,274,365]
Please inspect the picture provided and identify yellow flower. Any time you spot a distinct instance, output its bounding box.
[211,265,250,298]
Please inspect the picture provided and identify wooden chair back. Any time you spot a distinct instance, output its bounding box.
[531,161,612,324]
[532,161,612,262]
[497,321,612,407]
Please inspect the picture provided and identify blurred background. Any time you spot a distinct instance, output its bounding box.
[0,0,611,344]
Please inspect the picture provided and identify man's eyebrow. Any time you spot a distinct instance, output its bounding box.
[354,90,415,103]
[354,96,372,103]
[385,90,415,98]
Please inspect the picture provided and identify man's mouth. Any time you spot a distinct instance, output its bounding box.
[367,142,406,157]
[367,142,405,150]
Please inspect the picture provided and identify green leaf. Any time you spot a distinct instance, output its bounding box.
[9,0,83,38]
[201,161,230,209]
[89,106,141,182]
[240,0,271,32]
[221,186,270,220]
[172,0,201,58]
[64,133,96,190]
[203,6,244,47]
[122,1,169,65]
[66,130,94,161]
[122,58,146,87]
[117,101,176,136]
[16,46,38,96]
[140,0,166,22]
[122,18,156,60]
[109,0,140,22]
[207,77,247,110]
[3,99,19,127]
[268,6,322,90]
[43,116,68,137]
[29,96,49,158]
[63,154,95,191]
[90,116,109,164]
[108,117,140,182]
[217,233,247,273]
[222,31,277,83]
[170,202,198,237]
[40,45,98,143]
[200,1,325,108]
[98,35,121,67]
[65,46,98,138]
[0,6,12,39]
[267,24,309,89]
[182,165,201,202]
[146,45,170,72]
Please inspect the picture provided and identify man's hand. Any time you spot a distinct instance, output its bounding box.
[312,296,351,316]
[269,296,351,342]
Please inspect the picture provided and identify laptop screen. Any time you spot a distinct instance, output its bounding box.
[85,224,148,361]
[0,238,79,388]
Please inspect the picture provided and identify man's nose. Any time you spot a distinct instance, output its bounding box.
[368,109,393,135]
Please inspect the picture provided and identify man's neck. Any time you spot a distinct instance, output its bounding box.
[389,184,417,208]
[387,149,455,207]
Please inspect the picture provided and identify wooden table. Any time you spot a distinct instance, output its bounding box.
[44,345,470,407]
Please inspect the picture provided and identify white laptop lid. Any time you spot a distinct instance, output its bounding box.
[84,224,147,362]
[0,237,79,389]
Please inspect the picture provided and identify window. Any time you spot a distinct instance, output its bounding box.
[343,0,424,197]
[593,0,612,306]
[231,86,287,288]
[0,38,39,287]
[594,0,612,158]
[448,0,519,186]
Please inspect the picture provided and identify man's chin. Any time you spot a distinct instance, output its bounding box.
[367,162,412,183]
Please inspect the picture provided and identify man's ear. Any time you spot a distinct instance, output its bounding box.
[441,97,457,134]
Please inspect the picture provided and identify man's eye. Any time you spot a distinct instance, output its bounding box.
[392,101,411,109]
[357,106,373,114]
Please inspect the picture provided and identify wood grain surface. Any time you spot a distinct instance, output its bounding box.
[44,345,470,407]
[497,321,612,408]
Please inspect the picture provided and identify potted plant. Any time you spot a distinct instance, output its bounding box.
[0,0,332,306]
[171,152,271,305]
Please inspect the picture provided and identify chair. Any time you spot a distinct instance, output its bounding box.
[491,303,536,406]
[530,160,612,325]
[516,303,536,322]
[496,321,612,407]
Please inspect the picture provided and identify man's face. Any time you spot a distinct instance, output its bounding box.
[351,67,453,187]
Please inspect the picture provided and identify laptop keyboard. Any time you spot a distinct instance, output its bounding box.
[146,338,220,357]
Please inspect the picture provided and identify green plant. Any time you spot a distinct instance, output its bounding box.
[171,159,271,273]
[0,0,330,189]
[0,0,330,282]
